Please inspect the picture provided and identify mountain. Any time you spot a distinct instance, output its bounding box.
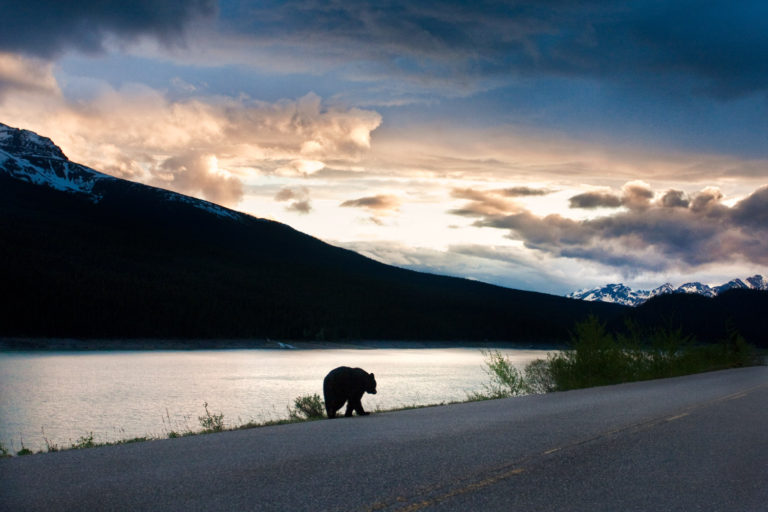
[0,122,625,344]
[568,276,768,306]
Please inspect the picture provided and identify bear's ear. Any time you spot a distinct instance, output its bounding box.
[370,373,375,379]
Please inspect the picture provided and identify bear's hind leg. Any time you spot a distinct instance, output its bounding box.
[326,399,344,419]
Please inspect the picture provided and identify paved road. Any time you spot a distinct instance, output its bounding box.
[1,366,766,511]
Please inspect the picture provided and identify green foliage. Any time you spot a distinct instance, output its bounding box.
[71,433,95,450]
[522,358,557,394]
[545,316,762,392]
[198,402,225,433]
[288,393,326,420]
[0,441,10,458]
[471,350,530,399]
[17,447,33,456]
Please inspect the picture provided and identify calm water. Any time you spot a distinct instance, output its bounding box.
[0,348,549,451]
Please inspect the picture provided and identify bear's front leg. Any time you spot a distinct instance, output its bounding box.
[344,399,357,416]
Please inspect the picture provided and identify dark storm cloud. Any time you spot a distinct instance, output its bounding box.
[456,184,768,271]
[0,0,216,57]
[224,0,768,98]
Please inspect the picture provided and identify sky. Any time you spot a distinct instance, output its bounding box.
[1,0,767,295]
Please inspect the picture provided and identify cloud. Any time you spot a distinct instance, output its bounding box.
[275,187,312,214]
[500,187,553,197]
[0,53,59,98]
[658,189,689,208]
[453,182,768,272]
[569,190,622,209]
[214,1,768,99]
[620,181,654,210]
[340,194,401,212]
[568,181,663,210]
[152,153,243,207]
[449,187,527,217]
[0,0,216,58]
[0,76,382,207]
[338,239,583,295]
[690,186,724,212]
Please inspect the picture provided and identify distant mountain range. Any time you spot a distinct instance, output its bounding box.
[0,122,622,344]
[568,276,768,306]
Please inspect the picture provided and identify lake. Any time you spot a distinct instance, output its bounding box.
[0,347,550,452]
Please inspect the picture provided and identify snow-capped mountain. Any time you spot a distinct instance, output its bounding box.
[0,122,239,219]
[0,123,114,198]
[568,276,768,306]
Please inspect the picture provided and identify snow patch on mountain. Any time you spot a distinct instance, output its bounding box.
[568,275,768,306]
[0,122,114,200]
[0,122,243,221]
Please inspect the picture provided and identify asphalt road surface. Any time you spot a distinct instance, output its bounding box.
[1,366,766,511]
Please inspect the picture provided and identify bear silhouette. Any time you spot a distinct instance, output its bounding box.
[323,366,377,418]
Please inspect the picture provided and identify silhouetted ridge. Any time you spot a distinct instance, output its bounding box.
[1,122,625,344]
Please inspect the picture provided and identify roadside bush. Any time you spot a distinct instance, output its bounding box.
[471,349,529,399]
[288,393,326,420]
[546,316,762,392]
[523,358,556,394]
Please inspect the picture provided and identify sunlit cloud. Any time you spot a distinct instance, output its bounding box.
[0,73,382,206]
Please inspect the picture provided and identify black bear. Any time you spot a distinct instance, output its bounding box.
[323,366,377,418]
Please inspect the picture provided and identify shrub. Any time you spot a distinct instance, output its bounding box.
[546,316,762,392]
[471,349,529,399]
[523,358,556,394]
[198,402,225,433]
[289,393,326,420]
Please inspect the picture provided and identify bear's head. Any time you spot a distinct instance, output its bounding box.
[366,373,377,394]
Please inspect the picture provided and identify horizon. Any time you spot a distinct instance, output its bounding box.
[1,1,766,295]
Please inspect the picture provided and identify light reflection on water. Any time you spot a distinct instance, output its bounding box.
[0,348,551,451]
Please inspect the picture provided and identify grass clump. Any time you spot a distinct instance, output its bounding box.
[288,393,326,420]
[71,433,96,450]
[198,402,225,433]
